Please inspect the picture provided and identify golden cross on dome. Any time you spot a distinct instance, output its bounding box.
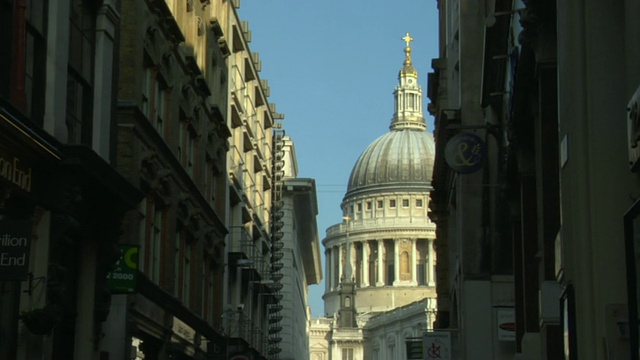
[402,32,414,48]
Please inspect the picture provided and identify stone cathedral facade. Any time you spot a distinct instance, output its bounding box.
[309,34,437,360]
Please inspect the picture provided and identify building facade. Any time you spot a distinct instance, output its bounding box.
[279,136,323,360]
[0,0,142,359]
[310,35,437,360]
[105,0,231,358]
[428,0,640,359]
[1,1,319,359]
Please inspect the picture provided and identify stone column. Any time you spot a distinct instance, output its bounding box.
[411,238,417,285]
[349,241,356,283]
[362,241,370,287]
[338,244,344,284]
[325,248,331,292]
[428,239,435,286]
[377,239,384,286]
[393,240,399,286]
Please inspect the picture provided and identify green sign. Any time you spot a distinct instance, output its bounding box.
[107,245,139,293]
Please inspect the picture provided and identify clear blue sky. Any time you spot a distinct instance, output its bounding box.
[239,1,440,317]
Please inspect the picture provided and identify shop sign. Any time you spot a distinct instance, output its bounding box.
[444,132,486,174]
[496,307,516,341]
[106,245,138,293]
[172,317,196,344]
[0,219,31,281]
[0,150,32,193]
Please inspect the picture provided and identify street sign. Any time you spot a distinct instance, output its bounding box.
[107,245,139,293]
[423,331,451,360]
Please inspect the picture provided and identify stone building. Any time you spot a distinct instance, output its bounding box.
[0,0,318,359]
[108,0,298,359]
[310,34,437,360]
[0,0,142,358]
[104,0,232,358]
[277,135,323,360]
[428,0,640,359]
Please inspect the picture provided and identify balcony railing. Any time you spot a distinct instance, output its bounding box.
[325,216,435,237]
[223,309,269,356]
[229,226,269,280]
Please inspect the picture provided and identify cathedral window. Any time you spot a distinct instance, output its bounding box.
[366,201,372,210]
[417,263,427,285]
[416,199,423,207]
[389,199,396,208]
[341,348,354,360]
[377,200,383,209]
[402,199,409,207]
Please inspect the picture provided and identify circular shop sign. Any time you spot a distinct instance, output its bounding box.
[444,132,486,174]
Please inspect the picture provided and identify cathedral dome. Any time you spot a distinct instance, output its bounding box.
[346,129,435,198]
[345,32,435,199]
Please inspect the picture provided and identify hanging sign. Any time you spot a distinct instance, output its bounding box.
[107,245,139,293]
[0,219,31,281]
[424,331,452,360]
[444,132,486,174]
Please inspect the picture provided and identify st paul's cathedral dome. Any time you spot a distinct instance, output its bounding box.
[345,34,435,200]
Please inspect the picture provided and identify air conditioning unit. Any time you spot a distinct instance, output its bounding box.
[627,84,640,171]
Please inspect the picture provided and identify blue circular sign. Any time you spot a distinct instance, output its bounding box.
[444,132,486,174]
